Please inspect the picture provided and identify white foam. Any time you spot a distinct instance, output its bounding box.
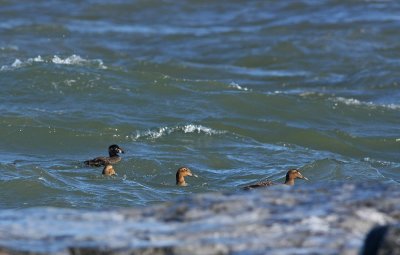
[1,55,107,71]
[385,104,400,110]
[332,96,400,110]
[1,59,19,71]
[301,216,330,232]
[229,82,250,91]
[356,208,391,225]
[335,97,362,106]
[11,59,23,68]
[51,55,107,69]
[0,45,19,51]
[182,124,216,134]
[30,56,44,63]
[1,55,45,71]
[130,124,226,141]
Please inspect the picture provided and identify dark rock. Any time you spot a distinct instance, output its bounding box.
[361,225,388,255]
[361,224,400,255]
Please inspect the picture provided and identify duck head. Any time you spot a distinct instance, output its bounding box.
[176,167,197,186]
[108,144,125,157]
[284,169,308,186]
[102,165,117,176]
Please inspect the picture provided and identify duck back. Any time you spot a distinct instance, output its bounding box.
[242,180,274,190]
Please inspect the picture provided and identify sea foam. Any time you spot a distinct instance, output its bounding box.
[51,55,107,69]
[1,55,107,71]
[332,97,400,110]
[0,56,44,71]
[129,124,226,141]
[229,82,250,91]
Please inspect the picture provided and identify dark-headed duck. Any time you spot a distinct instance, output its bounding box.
[84,144,125,167]
[102,165,116,176]
[243,169,308,190]
[176,167,197,186]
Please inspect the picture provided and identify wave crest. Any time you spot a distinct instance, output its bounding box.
[129,124,226,141]
[1,55,107,71]
[229,82,250,91]
[332,97,400,110]
[51,55,107,69]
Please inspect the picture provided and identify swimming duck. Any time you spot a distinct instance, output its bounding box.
[176,167,197,186]
[243,169,308,190]
[102,165,116,176]
[84,144,125,167]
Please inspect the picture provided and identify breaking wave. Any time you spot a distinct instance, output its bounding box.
[229,82,250,91]
[0,55,107,71]
[300,93,400,111]
[129,124,226,141]
[331,97,400,110]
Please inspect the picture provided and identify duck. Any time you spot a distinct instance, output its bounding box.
[84,144,125,167]
[102,165,117,176]
[243,169,308,190]
[176,167,198,186]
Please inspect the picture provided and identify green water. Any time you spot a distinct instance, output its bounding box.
[0,0,399,209]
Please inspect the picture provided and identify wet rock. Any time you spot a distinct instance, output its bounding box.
[0,182,399,255]
[361,224,400,255]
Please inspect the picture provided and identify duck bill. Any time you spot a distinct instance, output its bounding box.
[187,172,198,177]
[118,148,125,154]
[301,176,309,181]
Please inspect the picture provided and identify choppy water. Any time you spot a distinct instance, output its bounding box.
[0,0,399,210]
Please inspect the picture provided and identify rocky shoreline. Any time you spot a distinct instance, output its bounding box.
[0,182,399,255]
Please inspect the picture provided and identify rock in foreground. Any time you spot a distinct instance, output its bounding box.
[0,182,399,255]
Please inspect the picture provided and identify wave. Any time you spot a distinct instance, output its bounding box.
[0,55,107,71]
[0,56,44,71]
[229,82,250,91]
[300,93,400,110]
[0,45,19,51]
[51,55,107,69]
[66,20,256,36]
[129,124,226,141]
[332,96,400,110]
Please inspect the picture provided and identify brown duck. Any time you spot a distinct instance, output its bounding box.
[243,169,308,190]
[102,165,117,176]
[84,144,124,167]
[176,167,198,186]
